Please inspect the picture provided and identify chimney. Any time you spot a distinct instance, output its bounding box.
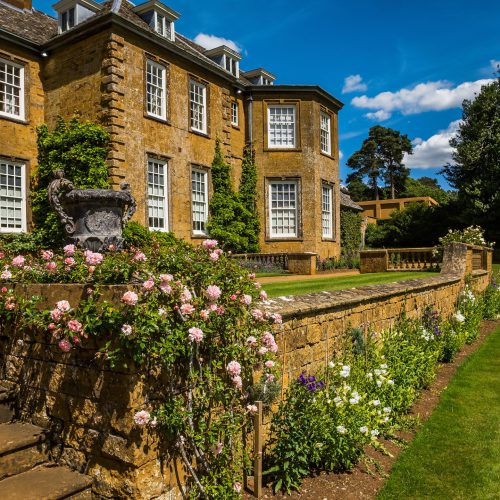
[3,0,32,10]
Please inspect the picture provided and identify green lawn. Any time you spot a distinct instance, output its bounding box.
[378,326,500,500]
[263,271,439,297]
[493,263,500,273]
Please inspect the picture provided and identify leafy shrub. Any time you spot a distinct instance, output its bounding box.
[318,252,360,270]
[340,210,362,252]
[483,277,500,319]
[438,225,493,248]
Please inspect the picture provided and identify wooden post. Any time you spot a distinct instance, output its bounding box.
[253,401,263,498]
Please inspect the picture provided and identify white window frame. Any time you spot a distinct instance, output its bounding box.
[189,80,207,134]
[321,184,333,239]
[0,57,25,120]
[146,59,167,120]
[191,168,209,235]
[267,105,296,149]
[0,159,26,233]
[269,180,298,238]
[320,111,331,155]
[147,158,169,232]
[231,101,238,126]
[60,6,76,33]
[154,11,173,40]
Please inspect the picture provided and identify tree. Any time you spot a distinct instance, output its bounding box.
[442,77,500,243]
[347,125,413,200]
[402,177,452,205]
[207,140,259,253]
[345,177,372,201]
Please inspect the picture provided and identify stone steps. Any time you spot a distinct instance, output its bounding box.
[0,383,93,499]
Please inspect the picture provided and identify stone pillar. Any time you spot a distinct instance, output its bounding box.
[359,249,387,274]
[287,253,317,275]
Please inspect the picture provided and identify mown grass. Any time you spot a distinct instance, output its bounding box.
[378,326,500,500]
[263,271,439,297]
[493,263,500,272]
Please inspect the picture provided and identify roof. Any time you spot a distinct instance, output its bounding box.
[0,3,57,45]
[340,192,363,211]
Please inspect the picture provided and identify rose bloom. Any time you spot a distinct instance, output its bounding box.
[200,309,210,321]
[180,288,192,303]
[233,482,242,493]
[121,324,133,336]
[265,360,275,369]
[205,285,222,302]
[254,282,262,289]
[133,410,151,426]
[67,319,83,333]
[143,278,155,290]
[63,244,76,256]
[56,300,71,312]
[271,313,282,324]
[180,303,195,315]
[159,273,173,282]
[159,283,172,294]
[251,309,264,321]
[48,323,56,330]
[121,291,138,306]
[209,252,219,262]
[50,308,62,321]
[259,290,268,301]
[133,251,147,262]
[41,250,54,261]
[232,375,242,389]
[261,331,275,347]
[46,261,57,272]
[226,360,242,377]
[208,303,218,312]
[5,299,16,311]
[269,341,279,353]
[246,336,257,347]
[258,346,268,355]
[1,270,12,280]
[240,294,252,305]
[211,442,223,455]
[249,273,256,279]
[1,287,7,293]
[11,255,25,267]
[202,239,218,249]
[84,251,104,266]
[216,306,225,316]
[246,404,258,414]
[58,339,71,352]
[188,327,204,343]
[64,257,75,266]
[266,374,275,382]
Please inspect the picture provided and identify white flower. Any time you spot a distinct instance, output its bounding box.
[383,407,391,413]
[371,429,379,437]
[380,363,388,369]
[328,361,335,368]
[387,379,394,385]
[454,311,465,323]
[339,365,351,378]
[336,425,346,434]
[371,400,380,406]
[359,426,369,434]
[366,372,373,378]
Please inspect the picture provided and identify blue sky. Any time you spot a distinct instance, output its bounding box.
[34,0,500,188]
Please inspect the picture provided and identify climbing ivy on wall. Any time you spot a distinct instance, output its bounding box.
[340,210,362,252]
[32,117,111,247]
[207,140,260,253]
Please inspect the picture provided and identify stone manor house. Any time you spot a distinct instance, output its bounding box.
[0,0,343,258]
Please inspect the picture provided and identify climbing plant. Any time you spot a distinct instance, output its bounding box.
[32,116,110,247]
[340,210,362,252]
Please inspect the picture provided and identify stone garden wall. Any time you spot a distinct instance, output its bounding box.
[0,243,492,498]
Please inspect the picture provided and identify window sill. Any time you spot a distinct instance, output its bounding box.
[320,151,335,160]
[265,237,303,242]
[145,113,170,125]
[321,237,337,242]
[264,147,302,153]
[190,129,210,139]
[192,232,209,239]
[231,123,240,130]
[0,115,28,125]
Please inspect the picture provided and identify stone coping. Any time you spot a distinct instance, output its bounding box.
[262,273,470,320]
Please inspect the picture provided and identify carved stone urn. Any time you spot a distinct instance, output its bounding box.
[48,170,136,252]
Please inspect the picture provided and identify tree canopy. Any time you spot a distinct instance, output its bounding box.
[347,125,413,200]
[442,77,500,243]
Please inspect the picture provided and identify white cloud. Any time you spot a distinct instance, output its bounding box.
[342,74,367,94]
[339,150,344,160]
[352,78,493,117]
[403,120,461,169]
[491,59,500,71]
[364,109,391,121]
[193,33,241,53]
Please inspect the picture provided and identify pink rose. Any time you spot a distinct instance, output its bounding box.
[200,309,210,320]
[133,251,147,262]
[259,290,268,301]
[84,251,104,266]
[159,274,173,282]
[1,287,7,293]
[11,256,25,267]
[266,374,275,382]
[251,309,264,321]
[246,404,258,414]
[48,323,56,330]
[265,360,275,369]
[1,270,12,280]
[180,289,192,303]
[216,306,225,315]
[249,273,256,279]
[122,291,138,306]
[226,360,242,377]
[180,303,195,315]
[211,442,223,455]
[230,294,237,301]
[233,482,242,493]
[58,339,71,352]
[46,261,57,272]
[121,324,133,336]
[205,285,222,302]
[202,239,218,249]
[56,300,71,312]
[64,257,75,266]
[246,336,257,347]
[188,327,204,343]
[241,294,252,305]
[134,410,151,426]
[269,342,279,353]
[50,308,62,321]
[258,346,268,355]
[159,283,172,294]
[209,252,219,262]
[63,244,75,256]
[68,319,82,333]
[41,250,54,261]
[143,278,155,290]
[232,376,242,389]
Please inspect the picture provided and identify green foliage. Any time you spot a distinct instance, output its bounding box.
[122,221,180,250]
[0,232,44,255]
[442,77,500,244]
[207,140,260,253]
[0,239,279,498]
[402,177,452,205]
[340,210,362,252]
[347,126,413,200]
[32,117,110,247]
[345,177,374,201]
[438,225,491,247]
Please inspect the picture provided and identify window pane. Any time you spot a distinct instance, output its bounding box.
[0,160,25,232]
[268,106,296,148]
[0,58,23,118]
[231,102,238,125]
[270,182,297,237]
[192,169,208,234]
[320,112,331,154]
[147,159,168,230]
[190,81,207,133]
[146,60,166,119]
[322,185,333,238]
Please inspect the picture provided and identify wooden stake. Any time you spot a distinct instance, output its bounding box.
[253,401,263,498]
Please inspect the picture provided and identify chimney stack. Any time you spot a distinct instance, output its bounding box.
[4,0,32,10]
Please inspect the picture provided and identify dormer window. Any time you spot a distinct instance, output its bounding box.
[242,68,276,86]
[132,1,180,42]
[204,46,241,79]
[53,0,101,33]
